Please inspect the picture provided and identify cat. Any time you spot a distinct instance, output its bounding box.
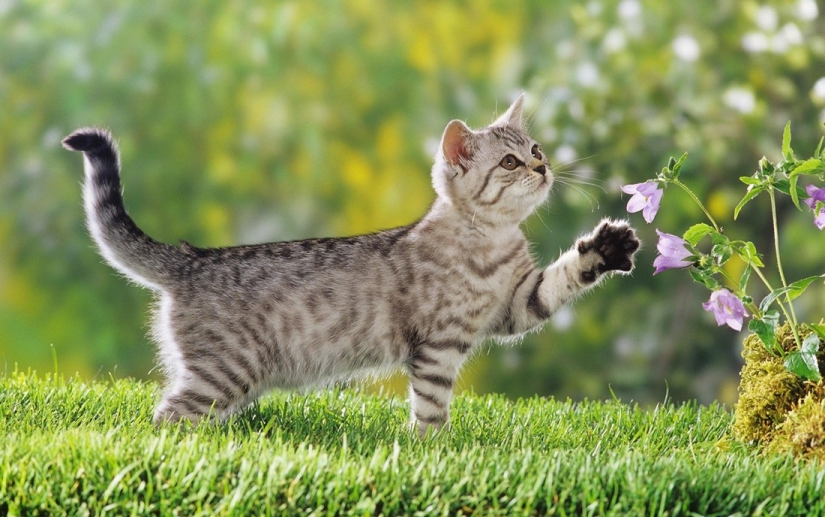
[62,94,639,435]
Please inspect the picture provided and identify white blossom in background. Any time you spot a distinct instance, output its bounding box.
[755,5,778,31]
[770,23,803,53]
[672,34,700,62]
[813,78,825,103]
[603,28,627,54]
[796,0,818,21]
[618,0,640,20]
[587,0,603,17]
[724,87,756,114]
[618,0,642,35]
[554,144,578,166]
[576,62,599,88]
[778,23,803,45]
[742,32,769,53]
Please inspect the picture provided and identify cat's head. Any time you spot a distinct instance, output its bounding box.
[431,94,552,227]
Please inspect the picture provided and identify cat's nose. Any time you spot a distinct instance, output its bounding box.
[533,164,546,176]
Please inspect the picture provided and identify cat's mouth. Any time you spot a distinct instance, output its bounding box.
[538,172,553,190]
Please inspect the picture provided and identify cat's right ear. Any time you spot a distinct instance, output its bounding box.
[441,120,475,169]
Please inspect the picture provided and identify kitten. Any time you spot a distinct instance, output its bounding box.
[63,95,639,435]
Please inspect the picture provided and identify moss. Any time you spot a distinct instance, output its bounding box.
[769,393,825,460]
[732,322,825,457]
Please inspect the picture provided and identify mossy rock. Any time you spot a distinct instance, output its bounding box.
[768,393,825,460]
[732,322,825,457]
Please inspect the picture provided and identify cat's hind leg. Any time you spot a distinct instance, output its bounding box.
[151,298,251,425]
[153,374,231,425]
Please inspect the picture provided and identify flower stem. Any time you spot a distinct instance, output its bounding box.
[672,179,720,232]
[768,187,802,348]
[750,261,795,335]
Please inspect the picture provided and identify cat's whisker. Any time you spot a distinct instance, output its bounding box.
[533,206,553,233]
[554,169,602,178]
[552,154,599,170]
[554,178,601,211]
[554,175,607,193]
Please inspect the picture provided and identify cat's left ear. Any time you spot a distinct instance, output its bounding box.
[440,119,475,168]
[493,93,525,127]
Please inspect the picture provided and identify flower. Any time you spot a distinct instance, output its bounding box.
[702,289,748,331]
[653,230,693,274]
[803,184,825,230]
[621,181,663,223]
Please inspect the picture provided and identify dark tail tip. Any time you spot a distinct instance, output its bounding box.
[62,127,115,154]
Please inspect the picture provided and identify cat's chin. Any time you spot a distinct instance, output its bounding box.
[532,179,552,201]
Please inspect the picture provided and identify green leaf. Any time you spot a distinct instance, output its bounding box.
[789,158,825,176]
[785,177,804,210]
[710,231,729,247]
[788,176,799,209]
[736,241,764,268]
[711,243,732,266]
[773,179,807,198]
[683,223,713,246]
[784,350,821,382]
[802,333,820,354]
[739,264,752,292]
[782,121,794,161]
[748,311,779,352]
[739,176,762,186]
[759,275,825,313]
[671,152,688,178]
[809,324,825,342]
[816,136,824,160]
[688,267,719,290]
[786,275,825,301]
[734,185,765,220]
[787,159,825,209]
[759,157,775,175]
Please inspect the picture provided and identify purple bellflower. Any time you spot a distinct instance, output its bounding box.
[653,230,693,274]
[804,184,825,230]
[702,288,748,331]
[621,181,663,223]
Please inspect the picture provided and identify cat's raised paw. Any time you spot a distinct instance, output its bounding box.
[577,219,640,277]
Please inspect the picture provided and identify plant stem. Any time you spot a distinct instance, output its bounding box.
[750,260,791,316]
[768,187,802,348]
[672,180,720,232]
[750,263,775,292]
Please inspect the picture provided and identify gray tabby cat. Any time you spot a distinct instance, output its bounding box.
[63,95,639,435]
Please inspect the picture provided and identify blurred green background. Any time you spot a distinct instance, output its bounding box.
[2,0,824,406]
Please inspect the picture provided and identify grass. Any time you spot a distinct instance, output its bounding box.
[1,372,824,516]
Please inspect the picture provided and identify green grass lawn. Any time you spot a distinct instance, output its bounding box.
[1,371,823,516]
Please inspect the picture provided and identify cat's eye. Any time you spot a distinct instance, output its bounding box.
[531,144,543,160]
[499,154,520,170]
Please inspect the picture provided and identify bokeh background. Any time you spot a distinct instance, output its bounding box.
[2,0,824,406]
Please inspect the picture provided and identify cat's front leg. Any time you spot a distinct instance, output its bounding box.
[573,218,640,284]
[537,218,639,312]
[490,219,639,336]
[406,344,466,437]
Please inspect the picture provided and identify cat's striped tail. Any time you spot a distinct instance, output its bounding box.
[63,128,183,291]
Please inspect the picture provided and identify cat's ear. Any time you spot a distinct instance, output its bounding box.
[493,93,525,127]
[440,119,475,167]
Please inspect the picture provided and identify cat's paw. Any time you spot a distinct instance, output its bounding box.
[577,219,640,283]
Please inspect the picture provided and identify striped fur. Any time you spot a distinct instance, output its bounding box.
[63,95,639,436]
